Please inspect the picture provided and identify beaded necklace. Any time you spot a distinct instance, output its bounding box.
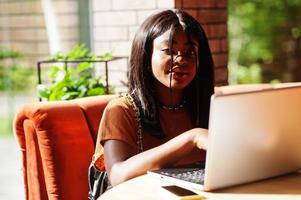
[159,100,186,112]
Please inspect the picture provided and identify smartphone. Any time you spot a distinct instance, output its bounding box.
[162,185,204,200]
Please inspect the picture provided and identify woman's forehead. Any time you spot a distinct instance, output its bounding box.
[153,29,198,47]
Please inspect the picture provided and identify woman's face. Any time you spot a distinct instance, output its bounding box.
[151,29,198,91]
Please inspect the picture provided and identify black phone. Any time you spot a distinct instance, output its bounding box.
[162,185,204,199]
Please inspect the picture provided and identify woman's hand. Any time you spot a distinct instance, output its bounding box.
[189,128,208,150]
[104,128,208,186]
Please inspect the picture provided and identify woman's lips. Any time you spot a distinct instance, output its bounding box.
[168,68,189,74]
[167,66,190,79]
[169,71,189,79]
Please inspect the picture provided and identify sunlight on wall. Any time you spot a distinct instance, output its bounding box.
[41,0,61,54]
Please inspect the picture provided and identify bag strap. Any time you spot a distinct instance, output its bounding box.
[93,93,143,167]
[124,93,143,153]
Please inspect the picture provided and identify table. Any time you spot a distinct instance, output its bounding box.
[99,172,301,200]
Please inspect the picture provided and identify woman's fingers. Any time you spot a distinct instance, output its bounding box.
[191,128,208,150]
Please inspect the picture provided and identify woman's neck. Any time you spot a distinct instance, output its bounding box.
[155,82,184,107]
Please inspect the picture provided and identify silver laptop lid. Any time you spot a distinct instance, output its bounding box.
[204,85,301,191]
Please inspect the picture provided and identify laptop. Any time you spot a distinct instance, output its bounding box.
[148,84,301,191]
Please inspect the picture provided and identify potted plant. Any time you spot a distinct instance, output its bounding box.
[37,44,113,101]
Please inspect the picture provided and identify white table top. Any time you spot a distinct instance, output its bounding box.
[99,172,301,200]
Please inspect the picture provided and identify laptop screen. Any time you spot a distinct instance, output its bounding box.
[204,85,301,190]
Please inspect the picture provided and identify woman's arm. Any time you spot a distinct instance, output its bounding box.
[103,128,208,186]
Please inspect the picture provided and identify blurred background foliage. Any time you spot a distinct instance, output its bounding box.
[0,46,36,137]
[228,0,301,84]
[0,47,36,93]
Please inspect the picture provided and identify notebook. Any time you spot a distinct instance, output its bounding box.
[148,84,301,191]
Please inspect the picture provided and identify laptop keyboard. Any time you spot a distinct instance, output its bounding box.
[158,168,205,185]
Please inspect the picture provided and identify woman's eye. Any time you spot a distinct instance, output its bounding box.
[185,49,195,56]
[161,48,196,57]
[161,49,173,55]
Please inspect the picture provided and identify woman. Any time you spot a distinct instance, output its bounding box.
[95,9,214,189]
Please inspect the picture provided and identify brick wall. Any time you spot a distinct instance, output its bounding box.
[0,0,228,92]
[175,0,228,85]
[91,0,228,88]
[0,0,79,64]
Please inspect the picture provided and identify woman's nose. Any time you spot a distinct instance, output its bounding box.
[173,51,187,64]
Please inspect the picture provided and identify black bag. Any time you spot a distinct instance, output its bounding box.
[88,162,111,200]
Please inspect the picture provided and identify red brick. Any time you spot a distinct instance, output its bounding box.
[208,39,221,53]
[201,24,210,36]
[182,0,219,8]
[214,67,229,86]
[183,0,203,8]
[212,53,228,67]
[217,0,228,8]
[197,9,227,23]
[220,38,228,52]
[206,24,228,39]
[183,9,198,19]
[213,24,228,38]
[175,0,183,8]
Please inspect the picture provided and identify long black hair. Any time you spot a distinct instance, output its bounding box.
[128,9,214,138]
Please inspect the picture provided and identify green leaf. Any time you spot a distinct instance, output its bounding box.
[61,91,79,100]
[101,52,112,60]
[37,84,50,98]
[88,78,98,89]
[0,47,22,59]
[76,62,90,73]
[49,65,60,79]
[87,87,105,96]
[68,44,89,59]
[78,85,88,97]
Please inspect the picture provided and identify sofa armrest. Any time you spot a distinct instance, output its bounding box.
[14,100,97,200]
[72,95,118,142]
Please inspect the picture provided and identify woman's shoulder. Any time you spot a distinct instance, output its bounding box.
[105,94,135,113]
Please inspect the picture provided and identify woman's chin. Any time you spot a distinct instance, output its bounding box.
[164,83,188,90]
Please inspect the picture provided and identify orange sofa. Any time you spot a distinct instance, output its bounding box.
[13,95,117,200]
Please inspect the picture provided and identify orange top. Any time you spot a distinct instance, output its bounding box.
[98,96,205,165]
